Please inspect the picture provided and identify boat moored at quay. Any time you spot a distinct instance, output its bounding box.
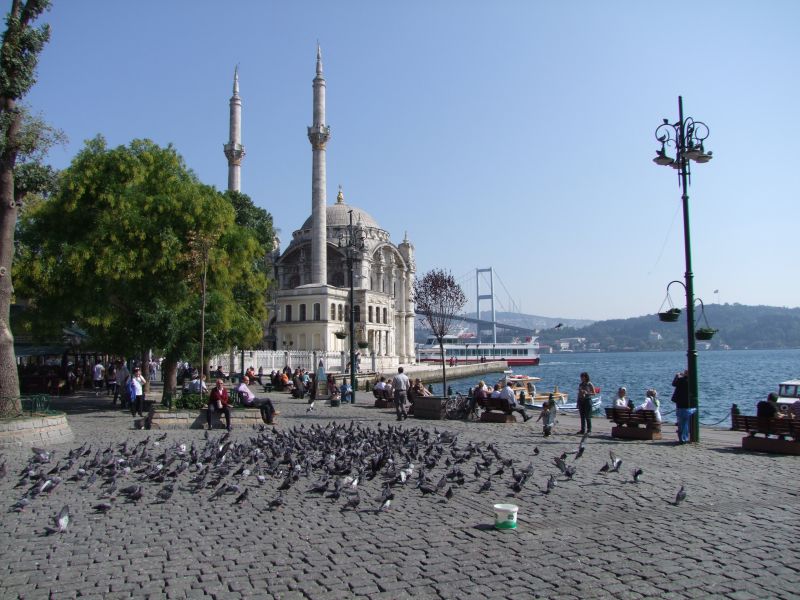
[417,334,540,366]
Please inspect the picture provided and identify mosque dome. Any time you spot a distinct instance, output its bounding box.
[299,187,382,232]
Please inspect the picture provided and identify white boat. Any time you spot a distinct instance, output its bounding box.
[418,334,539,366]
[496,372,602,412]
[776,380,800,414]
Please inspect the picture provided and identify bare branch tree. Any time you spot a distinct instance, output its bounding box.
[412,269,466,395]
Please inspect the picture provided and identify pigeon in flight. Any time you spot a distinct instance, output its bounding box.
[609,451,622,473]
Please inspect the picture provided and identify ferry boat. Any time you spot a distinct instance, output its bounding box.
[417,334,540,366]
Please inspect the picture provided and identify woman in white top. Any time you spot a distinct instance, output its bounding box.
[637,388,662,422]
[614,387,629,409]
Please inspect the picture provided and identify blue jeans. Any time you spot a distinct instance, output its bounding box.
[676,407,696,442]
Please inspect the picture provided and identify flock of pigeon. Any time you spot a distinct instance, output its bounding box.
[2,422,687,534]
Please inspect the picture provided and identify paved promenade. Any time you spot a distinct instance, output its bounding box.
[0,386,797,599]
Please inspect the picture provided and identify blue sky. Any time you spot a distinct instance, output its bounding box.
[23,1,800,320]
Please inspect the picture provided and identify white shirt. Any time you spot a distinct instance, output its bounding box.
[499,385,517,406]
[131,375,145,396]
[614,396,628,408]
[92,364,105,381]
[392,372,410,392]
[637,397,662,422]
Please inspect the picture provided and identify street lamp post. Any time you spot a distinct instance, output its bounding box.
[653,96,712,443]
[338,210,366,405]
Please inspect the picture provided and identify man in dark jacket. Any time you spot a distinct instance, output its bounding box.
[671,370,694,443]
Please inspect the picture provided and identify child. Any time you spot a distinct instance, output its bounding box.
[537,394,558,437]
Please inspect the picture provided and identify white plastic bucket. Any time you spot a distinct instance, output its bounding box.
[493,503,518,530]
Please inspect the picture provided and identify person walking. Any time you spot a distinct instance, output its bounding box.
[392,367,410,421]
[91,360,105,396]
[671,370,694,443]
[576,371,596,435]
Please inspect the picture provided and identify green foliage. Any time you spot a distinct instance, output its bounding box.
[14,136,269,360]
[174,393,207,410]
[0,0,51,102]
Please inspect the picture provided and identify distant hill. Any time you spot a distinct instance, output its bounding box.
[415,304,800,350]
[536,304,800,351]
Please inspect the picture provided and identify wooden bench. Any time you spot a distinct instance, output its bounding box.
[605,407,662,440]
[372,389,393,408]
[479,397,516,424]
[731,414,800,455]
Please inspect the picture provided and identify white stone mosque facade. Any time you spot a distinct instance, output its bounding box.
[223,48,415,369]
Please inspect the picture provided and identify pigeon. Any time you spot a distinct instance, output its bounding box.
[545,474,557,494]
[553,456,568,475]
[46,505,70,534]
[268,493,284,510]
[574,432,589,459]
[234,487,250,505]
[674,485,686,506]
[11,495,31,512]
[156,484,174,502]
[609,451,622,473]
[598,462,610,473]
[478,477,492,493]
[563,465,576,479]
[532,447,539,456]
[632,468,643,483]
[92,502,113,513]
[378,498,391,512]
[344,490,360,510]
[444,486,454,500]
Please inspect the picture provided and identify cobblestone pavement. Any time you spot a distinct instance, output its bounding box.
[1,387,798,599]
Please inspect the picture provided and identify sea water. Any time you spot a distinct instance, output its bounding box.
[435,348,800,427]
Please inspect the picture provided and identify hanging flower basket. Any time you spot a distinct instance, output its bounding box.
[695,327,717,341]
[357,341,369,349]
[658,308,681,322]
[334,331,348,340]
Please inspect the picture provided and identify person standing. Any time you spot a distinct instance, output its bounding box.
[128,366,146,418]
[92,360,105,396]
[392,366,410,421]
[114,360,129,408]
[671,370,694,443]
[537,394,558,436]
[576,371,596,435]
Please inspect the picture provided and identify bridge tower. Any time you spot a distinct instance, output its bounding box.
[476,267,497,344]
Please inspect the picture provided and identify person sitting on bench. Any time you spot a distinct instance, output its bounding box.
[499,380,531,422]
[237,376,276,424]
[208,378,232,431]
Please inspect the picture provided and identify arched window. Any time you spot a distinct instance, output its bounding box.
[338,304,343,321]
[354,305,361,323]
[330,303,336,321]
[313,303,321,321]
[383,307,388,324]
[368,306,373,323]
[299,304,306,321]
[285,305,293,322]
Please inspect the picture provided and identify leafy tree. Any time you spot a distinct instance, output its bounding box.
[0,0,52,412]
[412,269,466,395]
[15,137,269,400]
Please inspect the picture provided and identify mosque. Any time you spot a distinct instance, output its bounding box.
[223,48,416,369]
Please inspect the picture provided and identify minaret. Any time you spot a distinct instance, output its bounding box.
[223,66,245,192]
[307,45,330,285]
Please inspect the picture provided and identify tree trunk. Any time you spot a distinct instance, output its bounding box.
[161,357,178,405]
[0,99,22,416]
[439,340,447,397]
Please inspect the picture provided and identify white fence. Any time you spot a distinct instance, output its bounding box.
[209,349,399,376]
